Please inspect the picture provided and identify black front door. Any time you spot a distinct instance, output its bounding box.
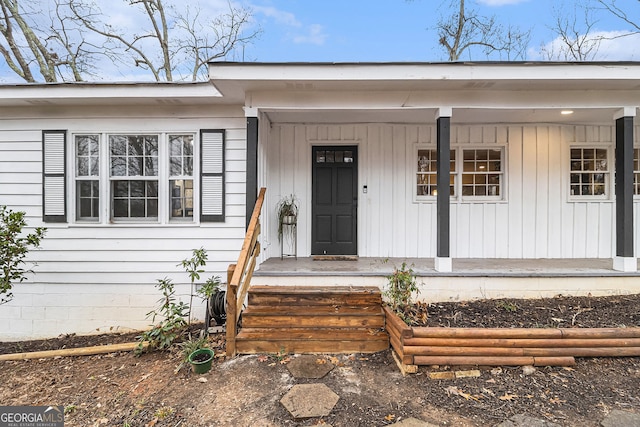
[312,146,358,255]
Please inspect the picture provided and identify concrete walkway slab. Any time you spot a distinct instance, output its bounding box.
[286,355,335,379]
[280,383,339,419]
[388,417,439,427]
[601,410,640,427]
[494,413,561,427]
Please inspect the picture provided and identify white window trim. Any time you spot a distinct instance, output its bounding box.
[413,144,507,204]
[69,131,199,225]
[567,144,613,202]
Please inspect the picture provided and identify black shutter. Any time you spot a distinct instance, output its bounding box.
[200,129,225,222]
[42,130,67,222]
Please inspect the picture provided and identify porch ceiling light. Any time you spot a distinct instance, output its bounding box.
[561,110,574,115]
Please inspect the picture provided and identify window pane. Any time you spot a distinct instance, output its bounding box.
[416,149,456,198]
[147,181,158,197]
[170,179,194,219]
[130,181,144,197]
[76,135,99,177]
[145,156,158,176]
[169,135,194,178]
[326,151,334,163]
[109,135,158,177]
[113,199,128,217]
[77,159,88,176]
[111,157,126,176]
[461,148,503,198]
[129,157,143,176]
[130,199,145,217]
[170,157,182,176]
[147,199,158,217]
[77,181,99,220]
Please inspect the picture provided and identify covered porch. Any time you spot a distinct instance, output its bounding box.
[209,62,640,287]
[253,257,640,301]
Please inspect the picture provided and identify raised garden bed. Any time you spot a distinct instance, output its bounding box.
[383,305,640,371]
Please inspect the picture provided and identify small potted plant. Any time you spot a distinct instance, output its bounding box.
[276,194,298,242]
[180,334,214,374]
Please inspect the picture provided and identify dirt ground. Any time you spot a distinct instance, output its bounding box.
[1,294,640,427]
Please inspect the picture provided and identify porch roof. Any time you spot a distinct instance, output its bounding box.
[209,62,640,125]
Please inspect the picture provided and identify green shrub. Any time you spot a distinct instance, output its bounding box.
[1,206,46,305]
[384,262,418,322]
[136,278,189,355]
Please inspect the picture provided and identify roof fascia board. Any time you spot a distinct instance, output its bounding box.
[0,82,221,105]
[209,62,640,83]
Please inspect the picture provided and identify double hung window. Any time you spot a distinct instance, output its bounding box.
[570,147,609,197]
[42,129,224,223]
[416,147,504,201]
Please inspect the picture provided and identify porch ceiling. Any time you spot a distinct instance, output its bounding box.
[263,107,619,125]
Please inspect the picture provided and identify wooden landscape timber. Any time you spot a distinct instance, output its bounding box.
[383,306,640,372]
[0,342,148,361]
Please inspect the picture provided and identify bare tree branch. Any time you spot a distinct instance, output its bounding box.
[597,0,640,32]
[541,5,603,61]
[436,0,530,61]
[69,0,259,82]
[0,0,92,82]
[174,2,260,81]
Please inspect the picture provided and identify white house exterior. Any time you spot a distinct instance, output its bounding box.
[1,62,640,340]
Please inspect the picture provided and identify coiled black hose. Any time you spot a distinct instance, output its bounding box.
[208,289,226,325]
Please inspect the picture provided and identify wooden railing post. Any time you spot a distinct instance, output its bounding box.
[226,264,237,357]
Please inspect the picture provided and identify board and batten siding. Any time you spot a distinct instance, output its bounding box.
[264,123,639,260]
[0,106,247,340]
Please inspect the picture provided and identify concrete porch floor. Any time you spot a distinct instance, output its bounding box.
[255,257,640,277]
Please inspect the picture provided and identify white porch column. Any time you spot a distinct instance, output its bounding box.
[435,107,453,273]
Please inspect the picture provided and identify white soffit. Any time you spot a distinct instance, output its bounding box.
[263,107,620,125]
[209,62,640,102]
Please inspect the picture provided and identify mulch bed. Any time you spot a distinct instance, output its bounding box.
[401,293,640,328]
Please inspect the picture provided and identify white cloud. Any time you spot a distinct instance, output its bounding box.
[477,0,529,5]
[292,24,327,46]
[530,30,640,61]
[252,5,301,27]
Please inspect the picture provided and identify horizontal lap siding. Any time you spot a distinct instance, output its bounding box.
[267,123,620,259]
[1,111,246,287]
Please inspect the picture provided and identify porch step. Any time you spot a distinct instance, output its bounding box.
[236,285,389,354]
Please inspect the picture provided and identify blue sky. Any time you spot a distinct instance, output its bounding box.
[1,0,639,82]
[244,0,640,62]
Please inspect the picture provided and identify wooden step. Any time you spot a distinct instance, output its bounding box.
[235,338,389,354]
[244,305,384,315]
[248,285,382,306]
[237,327,387,341]
[235,285,389,354]
[241,313,385,328]
[236,327,389,354]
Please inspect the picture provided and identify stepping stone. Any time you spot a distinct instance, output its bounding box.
[286,355,335,379]
[280,383,339,418]
[494,413,561,427]
[389,417,439,427]
[601,410,640,427]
